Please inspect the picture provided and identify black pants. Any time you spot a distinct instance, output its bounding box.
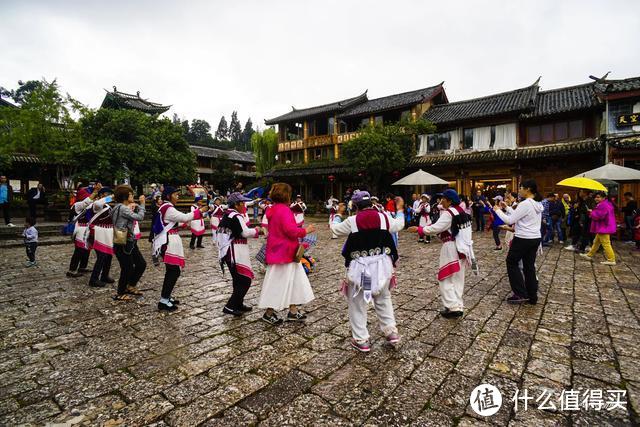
[0,203,10,225]
[579,220,593,251]
[25,242,37,262]
[28,201,37,221]
[189,234,203,248]
[506,237,541,302]
[474,211,485,231]
[492,227,501,247]
[114,241,147,295]
[162,264,181,299]
[224,258,252,310]
[90,251,112,284]
[69,247,90,271]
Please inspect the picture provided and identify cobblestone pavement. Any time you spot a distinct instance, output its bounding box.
[1,221,639,426]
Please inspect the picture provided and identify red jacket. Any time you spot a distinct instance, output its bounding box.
[265,203,307,264]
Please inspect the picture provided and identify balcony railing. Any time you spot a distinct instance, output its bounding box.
[277,131,362,152]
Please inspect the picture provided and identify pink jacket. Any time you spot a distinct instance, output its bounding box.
[590,199,617,235]
[265,203,307,264]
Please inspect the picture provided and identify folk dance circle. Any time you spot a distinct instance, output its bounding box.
[64,180,544,353]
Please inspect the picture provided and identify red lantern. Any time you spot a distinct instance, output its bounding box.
[328,175,335,182]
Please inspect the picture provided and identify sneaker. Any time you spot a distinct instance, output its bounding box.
[559,240,564,244]
[222,306,243,316]
[417,238,424,243]
[169,297,180,305]
[564,245,575,251]
[239,305,253,312]
[493,246,503,251]
[386,333,400,346]
[505,294,528,304]
[25,261,35,267]
[101,277,115,284]
[351,339,371,353]
[600,261,617,266]
[261,312,283,325]
[66,271,82,278]
[579,253,593,261]
[158,301,178,312]
[440,308,464,318]
[89,281,106,288]
[287,311,307,322]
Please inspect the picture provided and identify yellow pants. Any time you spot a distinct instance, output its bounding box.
[587,233,615,262]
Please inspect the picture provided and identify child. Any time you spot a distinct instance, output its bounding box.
[23,217,38,267]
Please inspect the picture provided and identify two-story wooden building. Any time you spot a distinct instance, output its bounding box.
[265,84,448,200]
[411,79,605,196]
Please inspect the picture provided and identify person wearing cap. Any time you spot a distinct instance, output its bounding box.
[331,190,406,352]
[153,186,209,311]
[209,196,226,234]
[189,195,208,249]
[290,194,307,227]
[66,183,102,277]
[216,192,264,316]
[259,183,316,325]
[408,189,475,319]
[415,194,432,243]
[87,187,116,287]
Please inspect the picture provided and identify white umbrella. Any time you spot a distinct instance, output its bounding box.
[392,169,449,186]
[576,163,640,181]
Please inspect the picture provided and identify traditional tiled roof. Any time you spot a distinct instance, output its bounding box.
[608,134,640,149]
[410,139,602,167]
[523,83,601,118]
[422,82,539,125]
[10,154,42,163]
[190,145,255,163]
[264,92,368,125]
[594,76,640,94]
[267,164,347,177]
[0,97,17,108]
[101,87,170,114]
[337,84,444,119]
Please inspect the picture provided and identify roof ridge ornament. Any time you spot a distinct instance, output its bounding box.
[589,71,611,82]
[532,76,541,86]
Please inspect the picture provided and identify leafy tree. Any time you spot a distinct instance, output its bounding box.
[181,120,190,139]
[215,115,229,141]
[76,108,196,186]
[342,118,435,194]
[251,127,278,176]
[211,155,236,193]
[228,111,242,145]
[241,118,255,152]
[189,119,212,143]
[0,78,82,187]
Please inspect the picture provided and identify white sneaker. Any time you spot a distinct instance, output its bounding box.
[7,223,15,227]
[579,253,593,261]
[564,245,575,251]
[600,261,616,266]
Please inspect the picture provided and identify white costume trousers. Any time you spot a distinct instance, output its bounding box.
[347,282,397,342]
[438,261,466,312]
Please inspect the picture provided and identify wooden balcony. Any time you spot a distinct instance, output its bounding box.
[277,131,362,152]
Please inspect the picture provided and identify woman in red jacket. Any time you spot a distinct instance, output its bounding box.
[258,183,316,325]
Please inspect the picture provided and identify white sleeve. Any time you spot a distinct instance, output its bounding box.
[74,197,93,214]
[164,206,196,223]
[239,217,259,238]
[331,216,354,236]
[388,211,405,232]
[494,203,529,225]
[93,198,106,212]
[422,212,452,235]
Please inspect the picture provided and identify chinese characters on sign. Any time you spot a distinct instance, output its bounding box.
[617,113,640,127]
[470,384,627,417]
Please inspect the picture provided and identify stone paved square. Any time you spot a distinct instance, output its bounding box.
[1,221,639,426]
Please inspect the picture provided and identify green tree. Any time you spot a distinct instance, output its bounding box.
[251,127,278,176]
[228,111,242,145]
[189,119,212,143]
[342,118,435,194]
[76,108,196,186]
[215,115,229,141]
[0,78,82,187]
[211,155,236,193]
[241,118,255,152]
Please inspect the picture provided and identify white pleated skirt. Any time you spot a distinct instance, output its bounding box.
[258,262,315,311]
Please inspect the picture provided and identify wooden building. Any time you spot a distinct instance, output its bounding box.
[190,145,256,186]
[411,79,605,196]
[265,84,448,200]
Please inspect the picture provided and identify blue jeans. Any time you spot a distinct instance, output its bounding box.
[544,217,563,242]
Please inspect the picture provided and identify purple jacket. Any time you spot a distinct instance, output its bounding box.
[589,199,616,234]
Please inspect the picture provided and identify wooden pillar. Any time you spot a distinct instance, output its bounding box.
[334,144,339,159]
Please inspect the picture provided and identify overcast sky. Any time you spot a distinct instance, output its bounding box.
[2,0,639,129]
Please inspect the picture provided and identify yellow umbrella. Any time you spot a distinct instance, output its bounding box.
[557,177,607,192]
